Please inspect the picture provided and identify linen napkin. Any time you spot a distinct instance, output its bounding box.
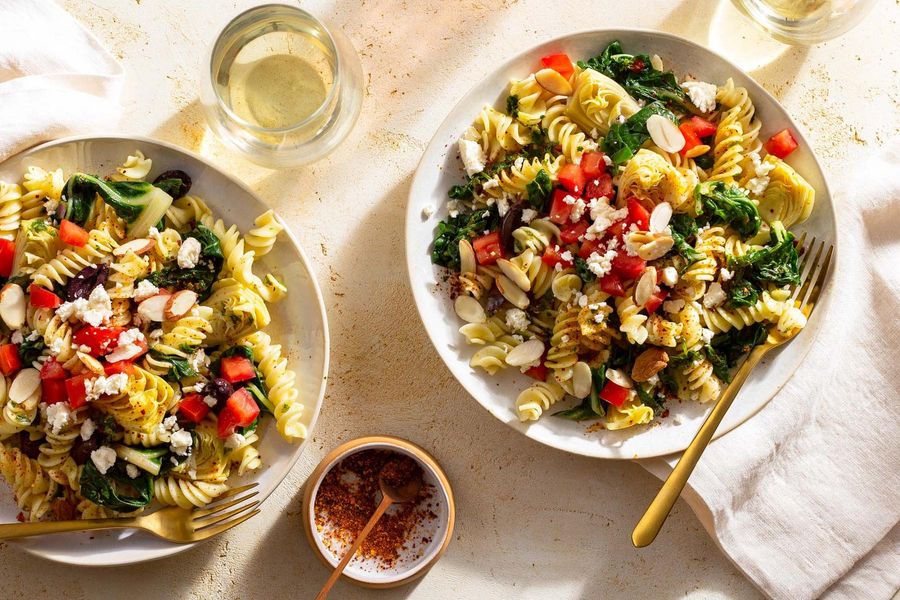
[641,139,900,600]
[0,0,123,162]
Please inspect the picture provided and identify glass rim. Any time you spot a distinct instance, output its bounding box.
[208,3,342,134]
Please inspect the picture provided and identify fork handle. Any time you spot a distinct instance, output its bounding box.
[0,517,138,540]
[632,345,767,548]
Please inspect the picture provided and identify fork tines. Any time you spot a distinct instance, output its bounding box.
[191,482,261,539]
[793,235,834,311]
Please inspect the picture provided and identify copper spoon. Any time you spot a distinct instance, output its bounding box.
[315,457,424,600]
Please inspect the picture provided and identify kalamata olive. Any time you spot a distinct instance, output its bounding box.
[18,431,42,460]
[500,203,524,255]
[66,263,109,301]
[207,378,234,402]
[71,435,100,465]
[153,170,192,199]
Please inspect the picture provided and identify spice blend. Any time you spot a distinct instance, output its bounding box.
[314,449,438,570]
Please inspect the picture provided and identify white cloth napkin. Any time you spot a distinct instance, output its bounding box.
[641,140,900,600]
[0,0,123,162]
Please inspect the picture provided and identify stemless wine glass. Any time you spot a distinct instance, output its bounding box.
[730,0,879,44]
[202,4,363,168]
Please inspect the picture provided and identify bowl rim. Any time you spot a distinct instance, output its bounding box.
[301,435,455,589]
[0,133,331,565]
[404,27,837,460]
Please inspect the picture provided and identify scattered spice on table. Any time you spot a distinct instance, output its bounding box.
[314,449,438,570]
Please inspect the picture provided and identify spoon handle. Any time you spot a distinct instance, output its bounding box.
[316,494,394,600]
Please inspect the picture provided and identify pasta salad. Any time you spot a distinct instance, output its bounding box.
[0,151,304,521]
[431,41,815,431]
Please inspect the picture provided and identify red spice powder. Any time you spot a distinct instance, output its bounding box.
[314,449,438,569]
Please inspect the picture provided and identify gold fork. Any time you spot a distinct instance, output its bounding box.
[632,235,834,548]
[0,483,260,543]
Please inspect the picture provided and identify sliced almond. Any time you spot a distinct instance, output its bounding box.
[605,367,633,389]
[454,295,485,324]
[649,202,673,233]
[634,267,658,307]
[646,114,685,153]
[650,54,664,71]
[496,258,531,292]
[0,284,26,330]
[495,274,530,309]
[505,339,545,367]
[9,368,41,405]
[137,293,171,322]
[458,239,476,275]
[661,266,679,287]
[112,238,155,257]
[77,351,106,375]
[572,361,592,399]
[105,343,144,363]
[164,290,198,321]
[637,235,675,260]
[535,68,573,95]
[632,348,669,382]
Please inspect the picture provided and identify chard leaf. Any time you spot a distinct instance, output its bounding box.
[694,181,761,239]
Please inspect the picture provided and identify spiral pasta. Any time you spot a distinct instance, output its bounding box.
[0,445,59,521]
[617,149,697,212]
[31,228,118,289]
[464,105,531,162]
[616,292,649,345]
[240,331,306,442]
[244,209,284,257]
[566,68,640,135]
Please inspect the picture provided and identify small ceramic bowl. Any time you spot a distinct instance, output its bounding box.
[302,436,455,588]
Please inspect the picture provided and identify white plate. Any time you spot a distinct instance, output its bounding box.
[406,30,835,460]
[0,135,329,565]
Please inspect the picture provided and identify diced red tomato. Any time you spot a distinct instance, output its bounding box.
[599,380,629,407]
[0,239,15,278]
[559,220,589,244]
[689,116,717,138]
[28,284,61,309]
[548,188,575,225]
[679,122,702,156]
[765,128,799,159]
[540,53,575,79]
[625,197,651,231]
[217,388,260,438]
[178,393,210,424]
[580,152,608,179]
[59,220,89,247]
[629,57,646,73]
[599,273,626,297]
[72,326,126,357]
[104,361,136,376]
[611,254,646,280]
[472,231,505,266]
[557,164,586,195]
[577,237,604,260]
[65,375,89,409]
[220,356,256,384]
[604,218,628,241]
[644,289,668,315]
[39,359,68,380]
[541,244,573,269]
[524,362,548,382]
[41,379,67,405]
[0,344,21,376]
[584,173,614,200]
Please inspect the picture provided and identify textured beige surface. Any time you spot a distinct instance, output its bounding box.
[1,0,897,598]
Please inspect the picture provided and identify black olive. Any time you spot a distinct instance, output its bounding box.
[153,170,192,199]
[485,292,505,315]
[18,432,42,460]
[71,435,99,465]
[500,203,524,255]
[65,263,109,301]
[207,378,234,401]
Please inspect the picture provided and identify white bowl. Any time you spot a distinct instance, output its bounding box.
[405,29,836,459]
[0,135,330,565]
[302,436,455,588]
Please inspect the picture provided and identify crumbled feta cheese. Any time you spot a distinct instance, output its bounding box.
[45,402,74,435]
[505,308,530,333]
[126,464,140,479]
[560,250,574,263]
[663,298,685,314]
[511,334,524,343]
[744,152,776,196]
[44,198,60,216]
[421,204,434,219]
[615,114,626,124]
[84,373,129,402]
[602,154,613,167]
[80,418,96,441]
[682,81,718,113]
[203,395,218,408]
[177,237,202,269]
[520,208,538,224]
[458,137,486,176]
[720,268,734,282]
[224,433,247,450]
[10,330,23,345]
[78,344,92,353]
[118,328,144,346]
[481,178,499,191]
[106,328,146,363]
[585,200,628,240]
[646,373,660,386]
[585,249,618,278]
[703,281,727,308]
[495,194,510,217]
[661,266,679,287]
[513,156,525,170]
[593,310,606,324]
[25,331,39,342]
[560,335,570,344]
[554,262,563,272]
[148,226,160,237]
[447,199,460,219]
[169,429,193,456]
[577,293,588,307]
[562,194,577,205]
[56,285,112,326]
[569,198,586,222]
[90,446,117,475]
[700,327,715,344]
[589,127,599,139]
[189,349,209,373]
[133,279,159,302]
